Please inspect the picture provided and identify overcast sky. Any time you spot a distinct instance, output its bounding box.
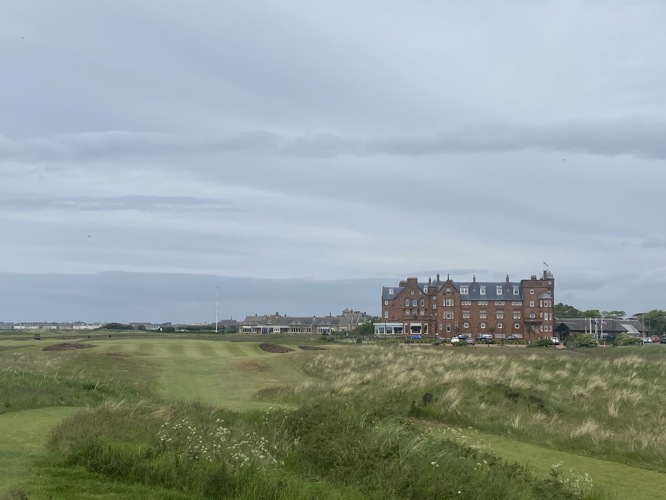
[2,1,665,323]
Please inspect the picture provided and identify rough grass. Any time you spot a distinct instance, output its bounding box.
[3,337,666,498]
[285,345,666,472]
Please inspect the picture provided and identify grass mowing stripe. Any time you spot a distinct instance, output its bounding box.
[168,342,185,357]
[225,342,252,357]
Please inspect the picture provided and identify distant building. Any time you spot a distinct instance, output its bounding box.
[240,310,368,334]
[381,270,555,339]
[554,318,648,341]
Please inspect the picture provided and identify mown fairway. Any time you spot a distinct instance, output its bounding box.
[91,337,311,409]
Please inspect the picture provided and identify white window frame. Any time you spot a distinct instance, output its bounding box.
[480,286,486,295]
[460,286,469,294]
[496,286,503,295]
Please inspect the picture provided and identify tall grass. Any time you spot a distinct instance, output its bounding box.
[281,346,666,472]
[48,398,605,499]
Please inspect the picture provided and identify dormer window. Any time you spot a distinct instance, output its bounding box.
[496,286,503,295]
[480,286,486,295]
[389,288,394,295]
[423,287,428,293]
[460,286,469,294]
[513,286,519,295]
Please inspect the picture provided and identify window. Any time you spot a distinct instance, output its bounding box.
[445,298,454,307]
[512,301,522,306]
[463,322,469,328]
[498,322,503,329]
[445,287,451,294]
[411,290,415,295]
[529,312,535,319]
[460,286,469,294]
[432,304,437,309]
[530,289,534,295]
[446,324,451,332]
[405,299,410,307]
[463,310,471,318]
[412,299,417,307]
[461,300,471,306]
[389,288,394,295]
[479,301,488,305]
[480,322,486,329]
[513,286,519,295]
[413,310,418,316]
[423,287,428,293]
[514,322,520,329]
[496,286,503,295]
[384,311,389,318]
[479,311,487,319]
[420,299,424,307]
[384,300,388,305]
[420,309,424,316]
[496,301,504,306]
[444,312,453,319]
[496,311,504,319]
[513,311,521,319]
[530,301,534,307]
[480,286,486,295]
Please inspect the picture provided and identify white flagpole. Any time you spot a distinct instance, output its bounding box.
[215,287,219,334]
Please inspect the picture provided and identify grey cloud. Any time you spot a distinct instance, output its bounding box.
[641,235,666,249]
[0,272,385,323]
[3,119,666,164]
[0,194,244,213]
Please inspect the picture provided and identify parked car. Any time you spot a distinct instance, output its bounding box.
[651,336,661,343]
[660,336,666,344]
[550,337,560,345]
[477,334,494,344]
[505,335,520,342]
[641,336,652,343]
[450,336,461,344]
[458,334,475,345]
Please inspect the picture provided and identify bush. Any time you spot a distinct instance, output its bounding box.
[530,338,554,348]
[573,333,598,348]
[614,333,641,347]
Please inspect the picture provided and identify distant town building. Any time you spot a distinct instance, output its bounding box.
[381,270,555,339]
[240,309,368,334]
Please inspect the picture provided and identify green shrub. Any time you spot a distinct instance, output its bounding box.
[614,333,641,347]
[574,333,598,348]
[531,338,554,347]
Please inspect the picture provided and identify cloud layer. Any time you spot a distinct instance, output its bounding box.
[2,1,666,321]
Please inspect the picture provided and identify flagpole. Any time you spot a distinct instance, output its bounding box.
[215,287,219,334]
